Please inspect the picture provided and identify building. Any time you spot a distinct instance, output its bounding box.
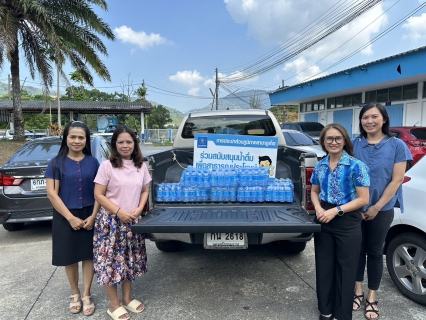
[269,46,426,137]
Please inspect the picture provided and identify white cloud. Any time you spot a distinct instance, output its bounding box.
[188,88,200,96]
[204,71,259,87]
[114,26,172,49]
[169,70,205,86]
[283,57,322,83]
[402,13,426,41]
[225,0,388,81]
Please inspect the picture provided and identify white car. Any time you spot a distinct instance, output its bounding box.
[282,129,326,158]
[385,155,426,305]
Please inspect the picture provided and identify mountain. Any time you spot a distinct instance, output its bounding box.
[0,82,43,96]
[190,89,271,112]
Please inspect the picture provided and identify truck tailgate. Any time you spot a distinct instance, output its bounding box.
[132,204,320,233]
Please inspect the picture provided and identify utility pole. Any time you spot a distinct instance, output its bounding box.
[8,74,11,100]
[57,64,61,128]
[215,68,219,110]
[283,105,286,123]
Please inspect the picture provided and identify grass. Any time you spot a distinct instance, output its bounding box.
[0,140,26,166]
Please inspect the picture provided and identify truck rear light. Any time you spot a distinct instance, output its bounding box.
[402,176,411,184]
[305,168,314,185]
[305,188,314,211]
[0,173,24,186]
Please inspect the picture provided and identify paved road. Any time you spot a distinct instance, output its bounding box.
[1,222,425,320]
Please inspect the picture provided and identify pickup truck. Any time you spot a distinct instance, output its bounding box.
[132,110,320,253]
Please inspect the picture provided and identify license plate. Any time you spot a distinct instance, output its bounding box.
[204,233,248,250]
[31,178,46,191]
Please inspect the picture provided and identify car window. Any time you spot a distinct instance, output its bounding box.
[299,123,324,131]
[390,130,402,138]
[283,131,318,146]
[409,128,426,140]
[181,114,277,138]
[100,139,111,160]
[9,142,60,162]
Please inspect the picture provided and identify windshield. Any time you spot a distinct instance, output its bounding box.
[283,131,318,146]
[299,123,324,132]
[181,114,277,138]
[9,142,61,163]
[410,128,426,140]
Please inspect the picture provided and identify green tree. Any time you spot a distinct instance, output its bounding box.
[0,0,115,140]
[146,105,172,129]
[135,86,147,101]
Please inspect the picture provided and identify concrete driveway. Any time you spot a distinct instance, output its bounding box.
[0,222,425,320]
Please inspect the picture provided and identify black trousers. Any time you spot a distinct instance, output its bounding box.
[314,202,362,320]
[356,208,394,290]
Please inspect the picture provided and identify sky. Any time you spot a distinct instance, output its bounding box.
[3,0,426,113]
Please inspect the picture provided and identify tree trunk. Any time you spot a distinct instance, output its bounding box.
[10,32,25,141]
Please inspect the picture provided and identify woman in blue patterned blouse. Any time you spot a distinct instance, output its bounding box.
[310,123,370,320]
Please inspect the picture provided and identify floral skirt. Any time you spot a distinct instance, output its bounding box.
[93,207,147,285]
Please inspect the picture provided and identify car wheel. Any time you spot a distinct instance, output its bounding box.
[2,222,25,231]
[155,241,181,252]
[386,232,426,306]
[279,241,307,254]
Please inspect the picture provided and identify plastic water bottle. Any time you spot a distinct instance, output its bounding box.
[157,184,164,202]
[217,170,224,186]
[163,184,170,202]
[244,187,251,202]
[272,184,279,202]
[230,168,237,187]
[217,187,224,202]
[211,187,218,202]
[176,184,182,201]
[183,187,190,202]
[211,170,218,187]
[203,169,210,188]
[202,189,208,202]
[285,179,293,202]
[189,187,196,202]
[237,187,244,202]
[224,169,230,187]
[230,188,237,201]
[191,170,198,186]
[170,184,176,202]
[265,185,272,201]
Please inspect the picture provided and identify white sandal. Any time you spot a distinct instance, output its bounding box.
[69,293,82,314]
[82,295,95,316]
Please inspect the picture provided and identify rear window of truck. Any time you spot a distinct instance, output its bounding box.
[181,114,277,139]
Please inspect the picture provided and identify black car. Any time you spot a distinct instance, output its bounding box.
[0,136,111,231]
[280,122,324,141]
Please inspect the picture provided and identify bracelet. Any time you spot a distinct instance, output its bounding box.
[373,205,380,212]
[115,207,120,215]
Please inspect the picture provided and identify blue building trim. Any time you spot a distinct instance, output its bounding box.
[269,46,426,105]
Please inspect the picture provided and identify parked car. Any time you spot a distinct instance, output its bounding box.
[0,135,111,231]
[390,126,426,168]
[280,122,324,141]
[92,132,113,144]
[384,155,426,305]
[2,129,47,141]
[282,129,326,158]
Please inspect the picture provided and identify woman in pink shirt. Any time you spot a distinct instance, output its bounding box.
[93,125,151,320]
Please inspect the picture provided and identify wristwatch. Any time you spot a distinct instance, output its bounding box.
[337,205,344,216]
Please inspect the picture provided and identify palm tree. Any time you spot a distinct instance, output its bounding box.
[0,0,115,140]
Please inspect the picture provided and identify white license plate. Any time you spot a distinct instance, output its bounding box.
[31,178,46,191]
[204,233,248,250]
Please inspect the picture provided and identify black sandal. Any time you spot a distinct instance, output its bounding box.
[353,292,364,311]
[319,315,332,320]
[364,299,379,319]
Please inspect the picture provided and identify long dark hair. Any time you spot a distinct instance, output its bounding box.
[319,123,354,156]
[358,102,392,138]
[110,125,143,168]
[51,121,92,179]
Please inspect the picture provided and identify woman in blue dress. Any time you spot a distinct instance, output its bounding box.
[310,123,370,320]
[46,121,100,316]
[352,103,412,319]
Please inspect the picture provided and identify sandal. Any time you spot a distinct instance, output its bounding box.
[353,292,364,311]
[82,295,95,316]
[122,299,145,313]
[107,306,130,320]
[69,293,82,314]
[365,299,379,319]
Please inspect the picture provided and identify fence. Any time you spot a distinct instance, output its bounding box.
[145,129,178,142]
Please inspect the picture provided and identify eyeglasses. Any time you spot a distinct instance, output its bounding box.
[324,136,345,144]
